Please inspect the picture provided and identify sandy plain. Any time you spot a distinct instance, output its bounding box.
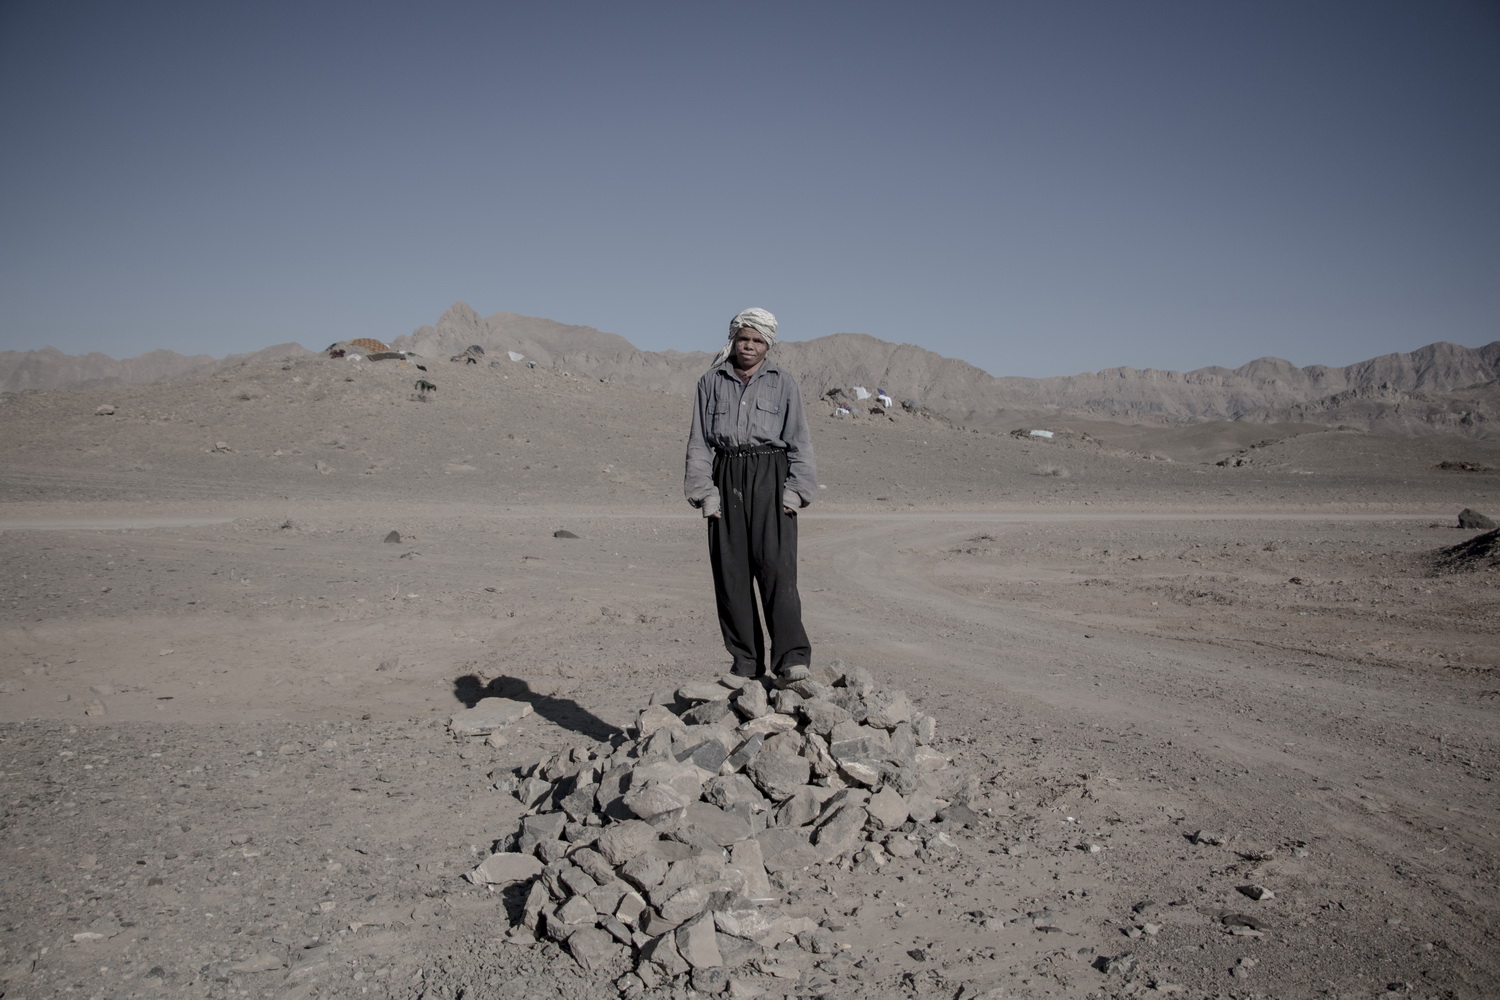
[1,353,1498,1000]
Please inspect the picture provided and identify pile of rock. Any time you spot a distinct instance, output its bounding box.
[470,663,974,986]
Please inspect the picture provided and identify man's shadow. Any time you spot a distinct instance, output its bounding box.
[452,673,623,743]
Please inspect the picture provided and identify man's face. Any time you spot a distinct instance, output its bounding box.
[731,327,769,371]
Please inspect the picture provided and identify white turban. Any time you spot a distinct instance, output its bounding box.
[711,308,778,368]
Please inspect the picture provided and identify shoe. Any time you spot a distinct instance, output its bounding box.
[773,663,810,688]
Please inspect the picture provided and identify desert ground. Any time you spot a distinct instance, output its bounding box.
[2,353,1498,1000]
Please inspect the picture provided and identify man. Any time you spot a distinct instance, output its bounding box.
[684,308,816,680]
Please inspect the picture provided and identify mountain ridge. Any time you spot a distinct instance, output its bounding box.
[6,305,1497,438]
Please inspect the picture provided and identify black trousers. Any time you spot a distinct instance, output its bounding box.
[708,447,811,676]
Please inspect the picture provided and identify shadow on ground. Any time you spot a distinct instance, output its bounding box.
[452,673,623,742]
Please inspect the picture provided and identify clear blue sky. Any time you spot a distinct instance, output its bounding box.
[2,0,1496,378]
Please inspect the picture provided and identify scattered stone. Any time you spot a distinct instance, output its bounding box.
[554,529,580,539]
[467,852,544,885]
[1093,952,1138,976]
[448,697,532,737]
[1237,884,1274,901]
[94,404,116,416]
[1457,508,1495,530]
[383,530,401,543]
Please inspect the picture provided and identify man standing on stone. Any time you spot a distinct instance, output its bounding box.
[684,308,816,680]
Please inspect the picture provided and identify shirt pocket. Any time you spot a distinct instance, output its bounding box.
[708,402,734,439]
[750,396,782,438]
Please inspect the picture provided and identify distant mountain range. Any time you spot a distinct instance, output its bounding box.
[6,303,1497,438]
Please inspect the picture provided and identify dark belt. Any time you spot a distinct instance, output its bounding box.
[717,445,785,458]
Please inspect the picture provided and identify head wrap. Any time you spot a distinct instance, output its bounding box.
[711,307,779,368]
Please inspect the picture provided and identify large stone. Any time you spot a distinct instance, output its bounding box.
[559,865,598,897]
[623,783,687,823]
[584,879,628,916]
[756,828,820,873]
[594,819,658,866]
[560,780,600,822]
[566,926,622,971]
[830,729,894,764]
[838,760,881,787]
[516,812,568,853]
[619,849,668,892]
[737,713,799,737]
[636,704,686,739]
[521,880,549,929]
[773,785,837,829]
[733,683,770,720]
[864,691,913,729]
[676,913,723,969]
[676,739,730,774]
[801,733,838,777]
[654,884,711,926]
[467,852,543,886]
[448,697,532,737]
[568,847,614,884]
[679,800,754,846]
[723,733,765,773]
[616,890,647,926]
[681,699,735,727]
[557,894,598,926]
[745,752,811,801]
[713,897,788,943]
[642,934,689,978]
[678,681,734,703]
[866,787,910,830]
[728,839,773,899]
[634,760,707,800]
[716,930,764,969]
[812,800,868,860]
[703,774,769,813]
[799,698,852,735]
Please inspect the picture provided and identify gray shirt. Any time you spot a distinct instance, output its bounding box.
[684,360,817,516]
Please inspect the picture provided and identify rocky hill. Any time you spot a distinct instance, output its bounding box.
[8,303,1498,437]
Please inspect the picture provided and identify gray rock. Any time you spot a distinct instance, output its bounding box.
[733,683,770,720]
[676,913,723,969]
[594,819,658,866]
[635,704,685,738]
[619,850,669,892]
[756,828,820,873]
[623,783,687,823]
[642,933,689,978]
[654,884,711,926]
[703,773,769,813]
[867,787,910,830]
[678,681,734,703]
[567,926,622,971]
[864,691,913,729]
[569,847,615,885]
[467,852,543,885]
[799,699,852,735]
[559,865,598,896]
[723,732,765,773]
[745,752,811,801]
[448,697,532,737]
[773,786,838,829]
[557,894,598,926]
[678,800,754,846]
[728,839,774,899]
[1458,508,1495,529]
[681,699,734,727]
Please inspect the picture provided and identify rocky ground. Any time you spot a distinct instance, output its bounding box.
[1,353,1498,999]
